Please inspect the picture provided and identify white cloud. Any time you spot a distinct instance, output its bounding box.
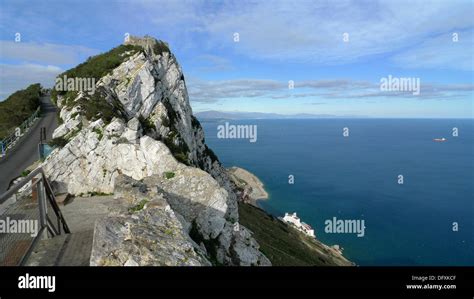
[0,41,99,65]
[141,0,473,68]
[187,78,286,102]
[0,41,99,99]
[193,54,233,72]
[187,77,474,103]
[0,64,62,100]
[391,30,474,71]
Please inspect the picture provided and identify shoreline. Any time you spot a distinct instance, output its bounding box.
[228,166,354,265]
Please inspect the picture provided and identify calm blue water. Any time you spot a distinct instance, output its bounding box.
[201,119,474,266]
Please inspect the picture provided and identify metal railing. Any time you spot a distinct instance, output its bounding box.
[0,106,41,157]
[0,167,70,266]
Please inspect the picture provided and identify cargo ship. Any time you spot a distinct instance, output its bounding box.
[433,137,447,142]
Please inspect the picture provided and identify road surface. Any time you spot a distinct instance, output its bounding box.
[0,96,58,193]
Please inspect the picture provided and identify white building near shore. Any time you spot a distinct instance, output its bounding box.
[282,212,315,238]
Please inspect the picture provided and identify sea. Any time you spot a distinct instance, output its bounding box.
[200,118,474,266]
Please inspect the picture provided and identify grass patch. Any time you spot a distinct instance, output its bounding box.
[160,115,170,127]
[138,115,154,135]
[21,170,31,177]
[92,127,104,140]
[48,137,68,148]
[128,199,149,213]
[163,131,190,165]
[56,110,63,125]
[153,41,170,54]
[163,171,175,179]
[52,44,143,108]
[78,92,120,124]
[238,202,341,266]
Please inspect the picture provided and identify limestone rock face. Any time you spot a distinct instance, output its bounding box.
[52,105,82,139]
[143,170,228,240]
[90,175,211,266]
[44,35,270,266]
[43,119,184,195]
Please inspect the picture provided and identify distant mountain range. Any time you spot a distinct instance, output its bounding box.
[194,110,368,120]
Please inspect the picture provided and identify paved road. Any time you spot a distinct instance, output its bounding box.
[0,96,58,193]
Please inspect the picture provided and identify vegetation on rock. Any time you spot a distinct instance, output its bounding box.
[48,137,69,148]
[78,92,120,124]
[51,44,142,108]
[153,41,170,54]
[138,115,155,135]
[163,171,175,179]
[238,202,349,266]
[129,199,149,213]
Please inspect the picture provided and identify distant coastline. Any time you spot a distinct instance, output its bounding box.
[196,110,369,120]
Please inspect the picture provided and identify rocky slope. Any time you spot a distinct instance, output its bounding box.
[228,166,269,206]
[43,35,269,266]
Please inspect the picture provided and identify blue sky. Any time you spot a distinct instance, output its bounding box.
[0,0,473,118]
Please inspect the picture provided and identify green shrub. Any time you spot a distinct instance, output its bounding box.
[56,110,63,125]
[54,44,142,109]
[173,152,189,165]
[160,115,170,127]
[51,89,58,105]
[56,45,142,87]
[48,137,68,148]
[92,127,104,140]
[153,41,170,54]
[78,92,119,124]
[138,115,155,135]
[21,170,31,177]
[163,171,175,179]
[0,84,41,139]
[163,134,190,165]
[128,199,149,213]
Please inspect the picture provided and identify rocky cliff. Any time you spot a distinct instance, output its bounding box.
[43,35,269,266]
